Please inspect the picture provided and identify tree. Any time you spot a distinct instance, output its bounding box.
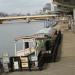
[43,3,51,12]
[26,13,31,16]
[0,12,8,17]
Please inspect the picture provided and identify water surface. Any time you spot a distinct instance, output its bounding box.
[0,20,44,57]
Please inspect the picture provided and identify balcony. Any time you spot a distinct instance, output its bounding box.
[53,0,75,7]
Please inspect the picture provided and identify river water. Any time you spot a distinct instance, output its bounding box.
[0,20,46,57]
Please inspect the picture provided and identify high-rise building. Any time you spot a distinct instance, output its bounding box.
[43,0,58,14]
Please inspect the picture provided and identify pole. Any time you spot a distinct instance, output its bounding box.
[73,8,75,32]
[23,40,25,50]
[14,41,17,56]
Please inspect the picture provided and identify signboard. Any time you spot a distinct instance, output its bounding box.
[21,63,28,68]
[20,57,28,62]
[31,56,37,61]
[14,61,19,70]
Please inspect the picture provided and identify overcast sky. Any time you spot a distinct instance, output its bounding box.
[0,0,52,14]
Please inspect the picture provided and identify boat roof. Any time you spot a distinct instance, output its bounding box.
[15,27,56,41]
[15,33,47,41]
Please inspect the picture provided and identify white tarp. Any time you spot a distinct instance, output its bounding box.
[36,27,53,35]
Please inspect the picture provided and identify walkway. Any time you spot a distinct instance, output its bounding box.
[62,30,75,57]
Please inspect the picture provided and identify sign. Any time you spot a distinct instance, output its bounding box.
[14,61,19,70]
[31,56,37,61]
[20,57,28,62]
[21,63,28,68]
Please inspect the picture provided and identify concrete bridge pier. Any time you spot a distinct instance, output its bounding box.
[44,18,50,28]
[26,17,31,23]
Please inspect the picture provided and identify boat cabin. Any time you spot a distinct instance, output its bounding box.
[14,33,52,61]
[13,27,58,69]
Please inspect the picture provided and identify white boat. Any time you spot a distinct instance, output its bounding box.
[14,27,57,68]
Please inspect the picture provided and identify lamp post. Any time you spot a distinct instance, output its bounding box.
[73,9,75,33]
[14,40,17,56]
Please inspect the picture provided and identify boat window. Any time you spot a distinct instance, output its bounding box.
[25,42,29,49]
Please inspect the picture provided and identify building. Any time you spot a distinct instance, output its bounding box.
[43,0,58,14]
[53,0,75,19]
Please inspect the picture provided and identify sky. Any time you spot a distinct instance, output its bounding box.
[0,0,52,14]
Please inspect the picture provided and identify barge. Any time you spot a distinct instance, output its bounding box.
[11,27,62,71]
[0,27,62,73]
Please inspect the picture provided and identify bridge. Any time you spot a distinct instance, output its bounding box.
[0,15,57,24]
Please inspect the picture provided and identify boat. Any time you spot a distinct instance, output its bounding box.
[13,27,59,70]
